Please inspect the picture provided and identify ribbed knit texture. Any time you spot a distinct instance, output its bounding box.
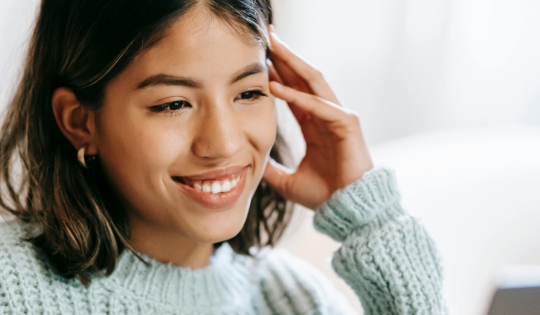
[314,166,449,315]
[0,166,447,314]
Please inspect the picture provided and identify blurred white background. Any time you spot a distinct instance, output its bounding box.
[2,0,540,314]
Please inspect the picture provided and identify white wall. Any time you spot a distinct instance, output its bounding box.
[0,0,39,115]
[272,0,540,145]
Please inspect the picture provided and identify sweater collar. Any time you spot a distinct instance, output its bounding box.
[95,242,257,308]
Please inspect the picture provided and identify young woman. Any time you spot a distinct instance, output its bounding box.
[0,0,448,314]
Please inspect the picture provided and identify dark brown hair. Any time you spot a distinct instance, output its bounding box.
[0,0,295,287]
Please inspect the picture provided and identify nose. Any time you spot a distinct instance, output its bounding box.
[191,99,245,160]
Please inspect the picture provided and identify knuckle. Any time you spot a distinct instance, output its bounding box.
[346,110,361,125]
[314,69,324,80]
[311,94,322,103]
[308,68,324,81]
[289,91,300,103]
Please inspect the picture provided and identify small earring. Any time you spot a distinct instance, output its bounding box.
[77,145,97,169]
[78,146,88,168]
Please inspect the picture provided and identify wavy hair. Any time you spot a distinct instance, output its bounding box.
[0,0,295,287]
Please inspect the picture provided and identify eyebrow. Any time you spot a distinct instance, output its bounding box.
[136,62,268,89]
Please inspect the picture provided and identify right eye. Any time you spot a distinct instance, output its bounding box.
[150,100,191,117]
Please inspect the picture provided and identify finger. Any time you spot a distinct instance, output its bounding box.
[268,58,310,123]
[269,31,341,105]
[270,82,312,126]
[269,81,353,123]
[262,157,294,198]
[270,54,313,94]
[266,59,284,85]
[268,78,313,125]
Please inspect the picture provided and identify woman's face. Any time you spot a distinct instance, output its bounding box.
[94,9,276,245]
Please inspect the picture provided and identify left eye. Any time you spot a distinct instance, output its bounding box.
[237,90,267,102]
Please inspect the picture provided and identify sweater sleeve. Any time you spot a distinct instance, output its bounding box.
[313,167,449,315]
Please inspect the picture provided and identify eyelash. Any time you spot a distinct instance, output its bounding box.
[150,90,268,117]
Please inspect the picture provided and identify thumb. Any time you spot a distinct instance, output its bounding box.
[262,157,294,197]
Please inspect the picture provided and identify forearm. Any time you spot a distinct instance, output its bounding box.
[313,167,449,315]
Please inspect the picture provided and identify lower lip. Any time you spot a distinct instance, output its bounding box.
[173,166,248,210]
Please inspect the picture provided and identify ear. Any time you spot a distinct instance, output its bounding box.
[51,87,98,155]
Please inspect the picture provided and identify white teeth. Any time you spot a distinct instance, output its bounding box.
[188,176,240,194]
[221,180,231,192]
[202,183,211,193]
[211,182,221,194]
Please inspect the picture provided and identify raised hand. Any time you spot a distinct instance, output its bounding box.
[263,24,374,211]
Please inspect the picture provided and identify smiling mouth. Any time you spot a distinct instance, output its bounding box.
[172,173,241,194]
[171,166,248,210]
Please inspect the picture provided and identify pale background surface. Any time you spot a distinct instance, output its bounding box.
[276,124,540,315]
[2,1,540,314]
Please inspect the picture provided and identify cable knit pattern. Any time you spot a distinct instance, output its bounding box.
[314,166,449,314]
[0,166,447,314]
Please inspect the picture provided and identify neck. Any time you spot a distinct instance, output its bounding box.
[127,215,214,269]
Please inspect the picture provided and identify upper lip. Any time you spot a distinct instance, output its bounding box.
[173,164,248,181]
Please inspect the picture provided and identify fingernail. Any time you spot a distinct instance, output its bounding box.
[269,24,276,33]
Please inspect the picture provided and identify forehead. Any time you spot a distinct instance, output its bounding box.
[130,7,266,83]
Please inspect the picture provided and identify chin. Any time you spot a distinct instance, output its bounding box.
[185,208,248,244]
[193,226,243,244]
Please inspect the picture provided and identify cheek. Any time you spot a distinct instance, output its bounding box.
[243,101,276,182]
[95,106,189,199]
[247,101,277,156]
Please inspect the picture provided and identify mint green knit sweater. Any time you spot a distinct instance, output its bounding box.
[0,167,448,314]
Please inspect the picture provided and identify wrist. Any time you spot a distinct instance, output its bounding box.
[313,166,404,242]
